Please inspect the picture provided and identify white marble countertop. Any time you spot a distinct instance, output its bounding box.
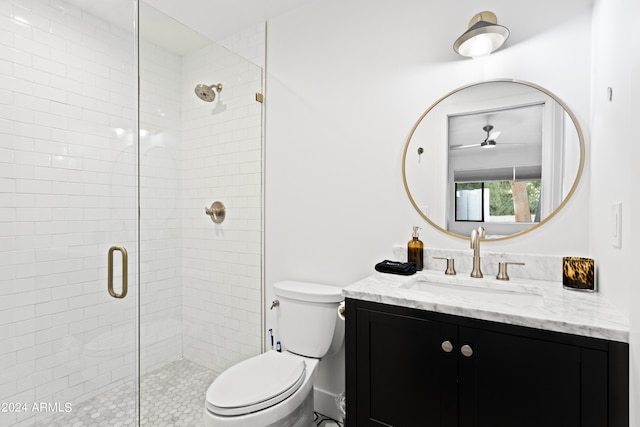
[342,270,630,343]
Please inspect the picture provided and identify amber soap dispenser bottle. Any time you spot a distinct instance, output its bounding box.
[407,226,424,270]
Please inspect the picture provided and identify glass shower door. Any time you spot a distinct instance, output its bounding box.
[0,0,139,425]
[137,3,264,424]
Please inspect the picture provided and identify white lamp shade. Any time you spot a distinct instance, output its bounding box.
[457,32,507,58]
[453,14,510,58]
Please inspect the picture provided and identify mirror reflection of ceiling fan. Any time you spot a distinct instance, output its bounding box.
[451,125,502,150]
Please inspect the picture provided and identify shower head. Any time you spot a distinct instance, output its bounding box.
[194,83,223,102]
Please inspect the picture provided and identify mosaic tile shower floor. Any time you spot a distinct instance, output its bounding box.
[44,359,216,426]
[41,359,342,427]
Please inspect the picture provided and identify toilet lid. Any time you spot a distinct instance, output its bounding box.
[206,351,306,416]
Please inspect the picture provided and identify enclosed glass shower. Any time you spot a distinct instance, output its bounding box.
[0,0,264,425]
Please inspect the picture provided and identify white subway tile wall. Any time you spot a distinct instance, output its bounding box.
[180,41,263,374]
[138,11,264,377]
[0,0,138,426]
[2,0,264,425]
[216,23,266,68]
[139,39,183,375]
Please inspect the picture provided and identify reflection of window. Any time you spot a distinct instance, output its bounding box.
[455,179,541,223]
[455,183,483,221]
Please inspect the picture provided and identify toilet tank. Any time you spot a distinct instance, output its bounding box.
[274,281,344,358]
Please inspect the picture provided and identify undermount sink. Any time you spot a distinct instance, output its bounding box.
[400,273,544,307]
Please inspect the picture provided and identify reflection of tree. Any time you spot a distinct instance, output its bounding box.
[527,181,541,221]
[512,182,530,222]
[486,181,513,216]
[486,181,541,221]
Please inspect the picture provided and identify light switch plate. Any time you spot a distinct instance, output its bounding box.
[612,202,622,248]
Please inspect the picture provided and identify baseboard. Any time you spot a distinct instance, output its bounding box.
[314,386,343,422]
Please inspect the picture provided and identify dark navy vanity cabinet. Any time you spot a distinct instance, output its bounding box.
[345,299,629,427]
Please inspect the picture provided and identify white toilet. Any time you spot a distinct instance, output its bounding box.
[203,280,345,427]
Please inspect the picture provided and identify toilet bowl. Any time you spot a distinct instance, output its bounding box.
[203,281,344,427]
[203,351,318,427]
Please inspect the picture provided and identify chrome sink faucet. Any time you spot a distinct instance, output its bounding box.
[470,226,485,278]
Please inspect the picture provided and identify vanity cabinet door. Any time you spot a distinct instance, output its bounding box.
[457,326,598,427]
[352,305,458,427]
[346,299,626,427]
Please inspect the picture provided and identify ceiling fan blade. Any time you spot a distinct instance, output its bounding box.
[489,130,501,140]
[450,143,481,150]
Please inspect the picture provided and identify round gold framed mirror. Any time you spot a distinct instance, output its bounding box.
[402,79,585,241]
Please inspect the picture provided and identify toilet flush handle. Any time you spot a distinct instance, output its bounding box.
[270,300,279,310]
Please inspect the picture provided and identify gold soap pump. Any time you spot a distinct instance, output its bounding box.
[407,226,424,270]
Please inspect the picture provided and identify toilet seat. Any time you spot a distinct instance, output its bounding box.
[206,351,306,417]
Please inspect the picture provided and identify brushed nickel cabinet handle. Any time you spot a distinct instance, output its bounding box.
[441,340,454,353]
[108,246,128,299]
[461,344,474,357]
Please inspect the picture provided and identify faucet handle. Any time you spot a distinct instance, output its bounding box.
[433,257,456,275]
[496,261,525,281]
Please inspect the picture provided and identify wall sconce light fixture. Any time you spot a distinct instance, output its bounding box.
[453,11,509,58]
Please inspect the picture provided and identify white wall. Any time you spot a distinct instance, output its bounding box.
[266,1,593,287]
[0,0,138,425]
[265,0,594,418]
[632,0,640,419]
[589,0,638,423]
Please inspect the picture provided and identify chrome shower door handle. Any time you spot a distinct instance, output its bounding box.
[108,246,128,299]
